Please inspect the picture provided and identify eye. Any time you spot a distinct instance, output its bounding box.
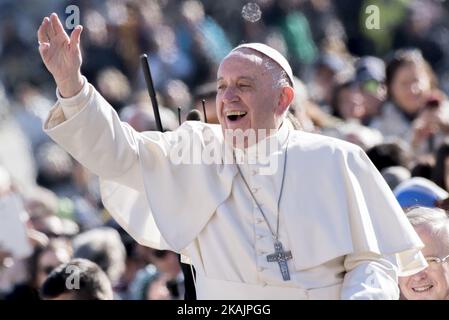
[425,257,440,265]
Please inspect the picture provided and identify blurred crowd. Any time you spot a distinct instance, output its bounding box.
[3,0,449,300]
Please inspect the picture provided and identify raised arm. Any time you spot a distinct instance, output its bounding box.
[37,13,84,98]
[37,13,233,252]
[37,13,146,191]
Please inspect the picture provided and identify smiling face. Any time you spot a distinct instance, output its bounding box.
[399,225,449,300]
[390,63,431,114]
[336,86,366,120]
[216,49,293,139]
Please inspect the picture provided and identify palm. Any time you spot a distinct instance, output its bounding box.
[37,13,83,86]
[44,38,80,82]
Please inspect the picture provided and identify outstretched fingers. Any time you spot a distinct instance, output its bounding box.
[37,17,50,44]
[69,25,83,49]
[50,12,69,41]
[37,18,52,58]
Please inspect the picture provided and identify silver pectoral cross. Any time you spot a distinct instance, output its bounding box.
[266,240,292,281]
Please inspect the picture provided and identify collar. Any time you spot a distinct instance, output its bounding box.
[235,121,290,161]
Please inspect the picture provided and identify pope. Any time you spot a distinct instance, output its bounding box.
[38,13,427,299]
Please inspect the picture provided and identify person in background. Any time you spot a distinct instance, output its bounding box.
[147,249,184,300]
[72,227,126,295]
[370,49,449,155]
[399,207,449,300]
[432,139,449,192]
[330,80,366,122]
[354,56,387,125]
[366,142,411,172]
[40,258,113,300]
[381,166,411,191]
[5,238,72,300]
[128,264,172,300]
[393,177,449,209]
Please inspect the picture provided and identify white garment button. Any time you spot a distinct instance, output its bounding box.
[252,187,259,193]
[255,218,264,224]
[252,169,258,176]
[257,250,267,255]
[256,234,264,240]
[257,266,265,272]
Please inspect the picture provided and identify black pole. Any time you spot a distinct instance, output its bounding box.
[201,99,208,123]
[140,53,196,300]
[140,54,164,132]
[177,107,182,126]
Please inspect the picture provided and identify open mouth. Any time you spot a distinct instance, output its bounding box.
[226,111,247,122]
[412,285,433,293]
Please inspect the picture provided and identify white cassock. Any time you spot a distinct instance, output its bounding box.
[44,78,427,300]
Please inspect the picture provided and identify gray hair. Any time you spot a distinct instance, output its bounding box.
[406,206,449,241]
[262,58,292,89]
[262,57,292,121]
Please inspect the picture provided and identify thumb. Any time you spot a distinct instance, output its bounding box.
[70,25,83,48]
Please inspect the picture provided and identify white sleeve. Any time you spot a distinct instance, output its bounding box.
[44,78,151,193]
[57,76,90,120]
[341,252,400,300]
[44,80,174,249]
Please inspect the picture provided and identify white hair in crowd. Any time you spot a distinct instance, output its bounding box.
[406,206,449,241]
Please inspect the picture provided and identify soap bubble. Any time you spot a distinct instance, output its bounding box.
[241,2,262,23]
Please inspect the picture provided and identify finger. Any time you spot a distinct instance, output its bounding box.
[41,17,54,41]
[37,18,50,44]
[70,25,83,48]
[50,12,68,40]
[47,13,57,37]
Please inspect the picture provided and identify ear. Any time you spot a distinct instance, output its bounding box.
[275,86,294,116]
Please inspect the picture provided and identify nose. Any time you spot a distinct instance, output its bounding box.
[221,86,239,104]
[411,268,428,281]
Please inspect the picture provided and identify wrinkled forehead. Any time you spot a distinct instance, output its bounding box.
[218,49,264,72]
[217,48,280,83]
[229,47,265,62]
